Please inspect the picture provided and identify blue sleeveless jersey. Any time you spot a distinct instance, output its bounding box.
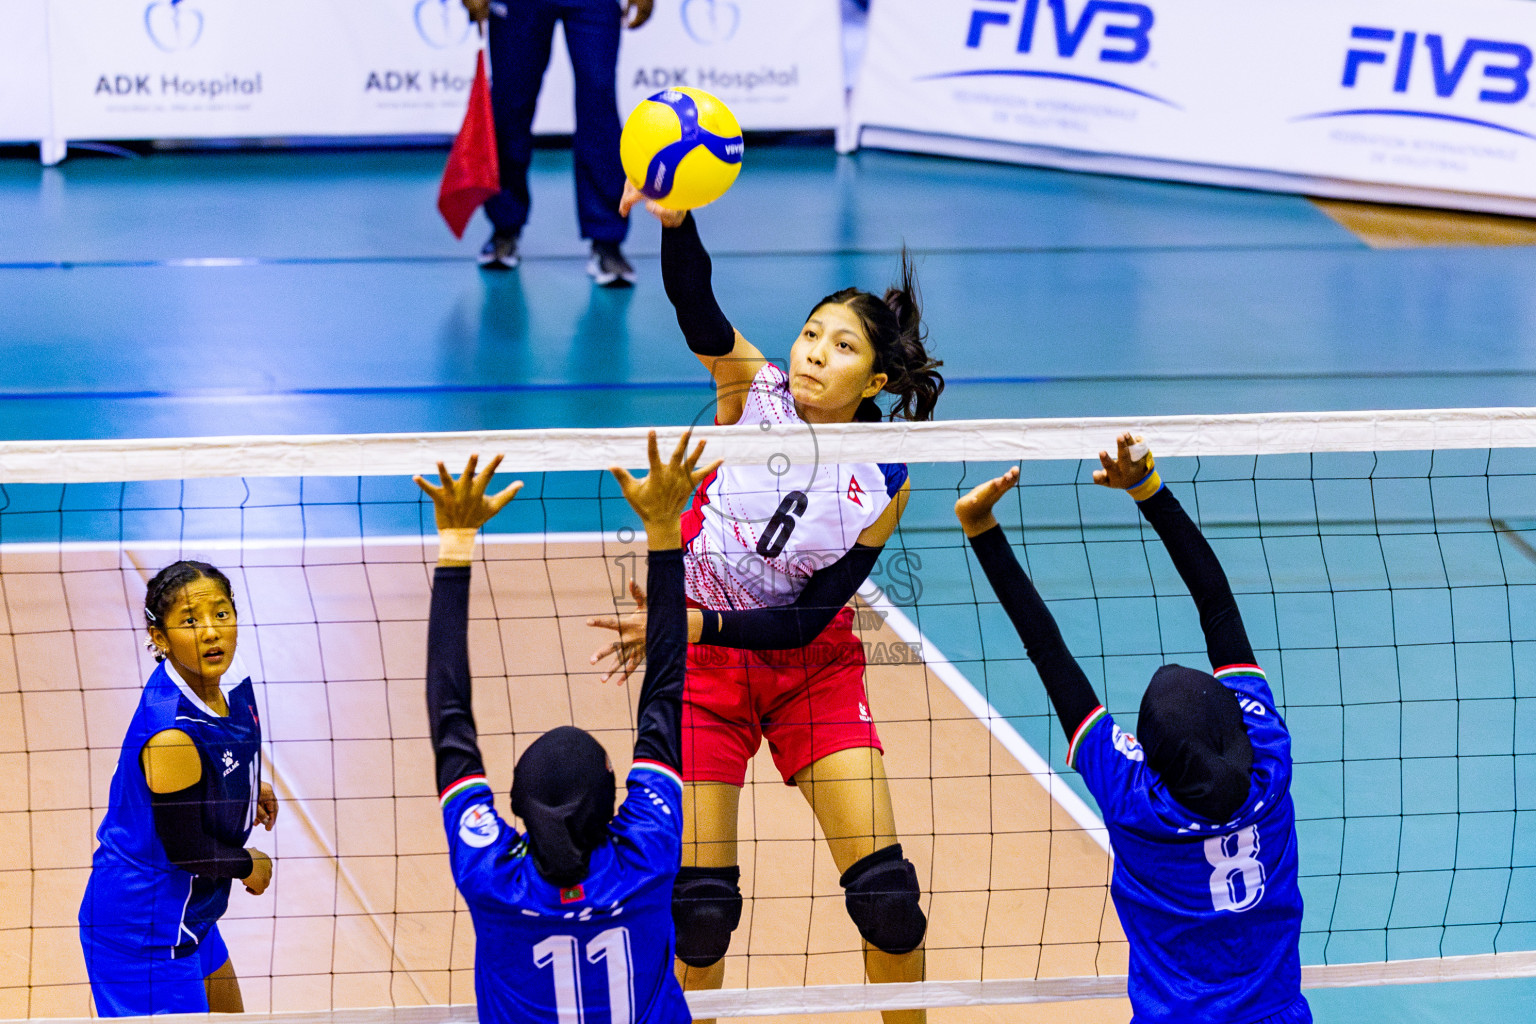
[440,760,691,1024]
[1067,664,1310,1024]
[80,657,261,959]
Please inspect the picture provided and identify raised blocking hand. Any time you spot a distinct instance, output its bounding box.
[1092,433,1154,490]
[414,454,523,532]
[609,431,720,544]
[954,466,1021,538]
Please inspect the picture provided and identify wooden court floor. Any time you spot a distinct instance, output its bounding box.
[0,538,1127,1022]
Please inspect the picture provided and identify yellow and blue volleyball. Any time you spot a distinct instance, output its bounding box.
[620,87,744,211]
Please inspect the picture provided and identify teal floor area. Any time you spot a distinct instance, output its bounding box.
[4,144,1536,1020]
[5,147,1536,440]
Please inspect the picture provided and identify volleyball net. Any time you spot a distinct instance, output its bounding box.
[2,408,1535,1020]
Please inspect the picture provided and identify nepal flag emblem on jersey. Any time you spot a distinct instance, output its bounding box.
[846,475,866,507]
[458,803,500,848]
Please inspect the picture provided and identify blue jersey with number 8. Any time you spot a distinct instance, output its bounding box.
[440,762,691,1024]
[1068,664,1309,1024]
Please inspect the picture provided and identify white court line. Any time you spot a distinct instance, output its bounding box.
[863,584,1110,851]
[7,950,1533,1022]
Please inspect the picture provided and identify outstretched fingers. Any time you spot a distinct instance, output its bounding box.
[669,430,691,471]
[412,474,442,502]
[967,467,1020,510]
[487,479,523,514]
[619,180,644,218]
[1093,449,1116,486]
[1093,433,1150,488]
[608,465,639,496]
[647,430,666,476]
[472,453,503,496]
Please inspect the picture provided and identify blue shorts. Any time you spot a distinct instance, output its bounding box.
[82,924,229,1017]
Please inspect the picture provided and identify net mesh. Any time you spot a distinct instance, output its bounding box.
[3,410,1535,1020]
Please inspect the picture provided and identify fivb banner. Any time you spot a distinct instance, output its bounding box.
[851,0,1536,209]
[0,0,51,143]
[43,0,840,143]
[532,0,844,133]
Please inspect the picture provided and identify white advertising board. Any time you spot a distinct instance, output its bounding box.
[0,0,52,143]
[42,0,840,142]
[852,0,1536,210]
[48,0,483,139]
[532,0,846,133]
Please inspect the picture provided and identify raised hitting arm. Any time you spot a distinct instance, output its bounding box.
[415,455,523,796]
[660,212,735,359]
[1093,434,1255,671]
[620,181,765,424]
[609,432,722,772]
[956,468,1102,740]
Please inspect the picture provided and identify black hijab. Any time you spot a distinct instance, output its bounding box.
[510,726,616,886]
[1136,664,1253,823]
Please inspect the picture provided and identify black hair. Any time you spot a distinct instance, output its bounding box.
[144,560,236,662]
[807,248,945,423]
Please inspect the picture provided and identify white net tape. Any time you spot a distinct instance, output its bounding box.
[3,407,1535,484]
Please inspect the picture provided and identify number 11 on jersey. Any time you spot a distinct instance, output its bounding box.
[533,927,634,1024]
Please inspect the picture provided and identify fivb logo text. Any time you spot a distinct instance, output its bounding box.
[1344,26,1531,104]
[966,0,1154,64]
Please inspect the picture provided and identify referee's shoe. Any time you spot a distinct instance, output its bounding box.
[588,240,636,288]
[479,228,520,271]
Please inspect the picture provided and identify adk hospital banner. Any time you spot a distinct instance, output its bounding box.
[20,0,841,143]
[10,0,1536,212]
[851,0,1536,212]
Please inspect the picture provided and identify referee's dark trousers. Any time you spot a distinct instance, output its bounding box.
[485,0,629,243]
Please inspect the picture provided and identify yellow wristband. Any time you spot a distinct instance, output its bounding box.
[438,528,478,564]
[1128,465,1163,502]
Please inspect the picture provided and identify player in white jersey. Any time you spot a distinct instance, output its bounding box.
[596,183,946,1024]
[679,359,907,611]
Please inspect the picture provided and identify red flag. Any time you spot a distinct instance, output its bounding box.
[438,50,500,240]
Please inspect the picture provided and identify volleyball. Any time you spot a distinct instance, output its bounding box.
[620,86,744,211]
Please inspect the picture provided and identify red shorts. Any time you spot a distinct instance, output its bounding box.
[683,606,883,787]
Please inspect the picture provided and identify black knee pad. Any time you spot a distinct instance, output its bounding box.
[840,844,927,955]
[672,866,743,969]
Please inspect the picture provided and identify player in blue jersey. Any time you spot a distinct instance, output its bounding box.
[955,434,1310,1024]
[416,432,719,1024]
[79,560,278,1016]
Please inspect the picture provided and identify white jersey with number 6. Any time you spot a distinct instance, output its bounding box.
[682,363,907,610]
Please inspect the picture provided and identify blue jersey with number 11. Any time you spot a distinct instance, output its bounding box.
[440,761,690,1024]
[1068,664,1310,1024]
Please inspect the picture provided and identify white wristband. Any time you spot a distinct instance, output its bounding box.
[438,528,478,564]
